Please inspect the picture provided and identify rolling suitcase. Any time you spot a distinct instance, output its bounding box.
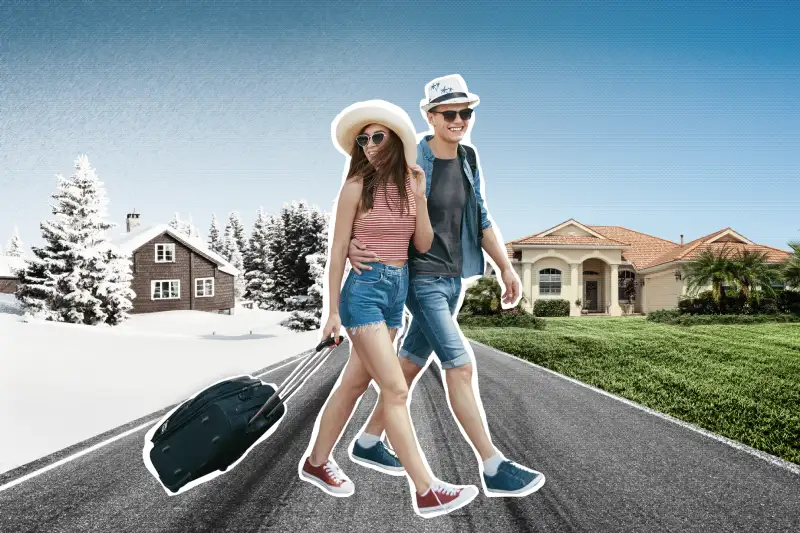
[147,335,344,493]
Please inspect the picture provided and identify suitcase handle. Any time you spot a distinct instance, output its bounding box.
[247,336,344,426]
[315,335,344,353]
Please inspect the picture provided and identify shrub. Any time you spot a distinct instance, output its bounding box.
[646,309,681,323]
[458,313,546,329]
[677,289,800,316]
[648,312,799,326]
[678,291,719,315]
[777,290,800,315]
[533,299,570,317]
[462,276,503,315]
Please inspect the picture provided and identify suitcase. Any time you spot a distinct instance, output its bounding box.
[148,335,344,493]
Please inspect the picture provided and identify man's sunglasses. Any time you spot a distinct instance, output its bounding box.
[356,132,385,147]
[430,108,474,122]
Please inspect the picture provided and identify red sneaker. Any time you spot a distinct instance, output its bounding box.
[300,457,354,497]
[415,482,479,518]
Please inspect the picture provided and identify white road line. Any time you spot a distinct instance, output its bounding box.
[469,339,800,476]
[254,355,307,378]
[0,357,306,493]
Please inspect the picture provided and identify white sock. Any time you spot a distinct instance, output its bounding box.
[357,432,381,448]
[483,453,505,476]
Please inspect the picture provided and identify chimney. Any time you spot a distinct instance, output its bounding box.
[680,234,684,245]
[126,211,141,233]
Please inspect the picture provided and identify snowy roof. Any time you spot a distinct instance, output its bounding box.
[0,255,25,278]
[111,224,239,276]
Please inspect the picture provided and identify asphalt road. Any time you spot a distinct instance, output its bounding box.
[1,340,798,532]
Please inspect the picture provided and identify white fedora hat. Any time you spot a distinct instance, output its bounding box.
[332,99,418,167]
[419,74,480,113]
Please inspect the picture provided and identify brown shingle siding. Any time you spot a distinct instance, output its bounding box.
[129,233,234,314]
[0,278,18,294]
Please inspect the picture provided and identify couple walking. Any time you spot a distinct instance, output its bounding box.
[298,74,546,518]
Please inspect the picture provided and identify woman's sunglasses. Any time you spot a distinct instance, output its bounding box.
[430,108,474,122]
[356,132,385,148]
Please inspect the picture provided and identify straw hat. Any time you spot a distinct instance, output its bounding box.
[332,99,418,166]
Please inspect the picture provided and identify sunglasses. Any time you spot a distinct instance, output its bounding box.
[430,108,474,122]
[356,132,386,148]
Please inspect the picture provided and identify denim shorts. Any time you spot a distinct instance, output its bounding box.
[399,273,472,369]
[339,262,409,331]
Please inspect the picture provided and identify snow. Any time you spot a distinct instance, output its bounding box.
[112,224,239,276]
[0,255,24,278]
[0,294,321,474]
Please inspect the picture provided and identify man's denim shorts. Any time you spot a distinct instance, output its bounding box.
[339,262,409,331]
[399,273,472,369]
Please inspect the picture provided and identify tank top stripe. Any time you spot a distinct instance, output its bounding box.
[352,175,417,261]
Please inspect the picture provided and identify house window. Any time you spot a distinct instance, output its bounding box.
[195,277,215,297]
[583,270,600,276]
[539,268,561,295]
[155,243,176,263]
[513,251,522,261]
[618,270,636,301]
[152,280,180,300]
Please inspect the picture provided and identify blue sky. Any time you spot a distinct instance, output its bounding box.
[1,0,798,252]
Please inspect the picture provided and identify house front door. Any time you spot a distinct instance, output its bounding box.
[585,280,598,312]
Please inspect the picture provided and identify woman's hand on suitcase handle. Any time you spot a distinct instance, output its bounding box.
[320,313,342,347]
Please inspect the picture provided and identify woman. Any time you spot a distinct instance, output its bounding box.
[298,100,478,518]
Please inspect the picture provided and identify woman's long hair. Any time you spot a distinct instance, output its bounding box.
[346,126,411,216]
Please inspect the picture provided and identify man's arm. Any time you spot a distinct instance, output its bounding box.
[481,227,520,306]
[471,155,492,233]
[472,153,521,307]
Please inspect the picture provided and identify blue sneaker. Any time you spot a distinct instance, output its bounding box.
[483,460,546,497]
[349,439,405,476]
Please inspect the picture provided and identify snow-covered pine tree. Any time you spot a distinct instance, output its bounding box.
[257,213,282,310]
[230,246,246,301]
[168,212,183,233]
[222,218,235,263]
[185,213,200,238]
[208,213,223,255]
[245,207,269,303]
[15,155,134,325]
[281,252,327,331]
[228,211,249,270]
[269,200,329,312]
[94,245,135,325]
[15,242,63,320]
[222,226,246,300]
[5,227,24,257]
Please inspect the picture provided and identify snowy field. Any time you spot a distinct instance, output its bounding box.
[0,294,321,475]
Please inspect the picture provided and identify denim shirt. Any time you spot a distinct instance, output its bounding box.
[417,135,492,279]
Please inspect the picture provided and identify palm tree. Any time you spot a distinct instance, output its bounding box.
[782,241,800,289]
[727,248,780,300]
[683,247,736,303]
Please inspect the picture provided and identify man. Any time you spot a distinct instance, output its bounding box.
[346,74,546,497]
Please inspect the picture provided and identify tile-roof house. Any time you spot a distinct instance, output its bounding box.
[112,213,239,315]
[0,255,25,295]
[500,219,791,316]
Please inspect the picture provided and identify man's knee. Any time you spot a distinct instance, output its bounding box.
[400,357,423,385]
[446,362,474,387]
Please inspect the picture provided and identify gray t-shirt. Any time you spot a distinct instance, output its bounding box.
[409,157,469,276]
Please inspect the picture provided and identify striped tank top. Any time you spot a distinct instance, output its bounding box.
[352,175,417,262]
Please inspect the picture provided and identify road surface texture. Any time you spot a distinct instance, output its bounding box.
[1,340,798,532]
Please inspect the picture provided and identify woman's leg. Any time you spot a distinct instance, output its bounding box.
[309,344,373,466]
[348,322,432,495]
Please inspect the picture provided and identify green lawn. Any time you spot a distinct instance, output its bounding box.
[462,317,800,466]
